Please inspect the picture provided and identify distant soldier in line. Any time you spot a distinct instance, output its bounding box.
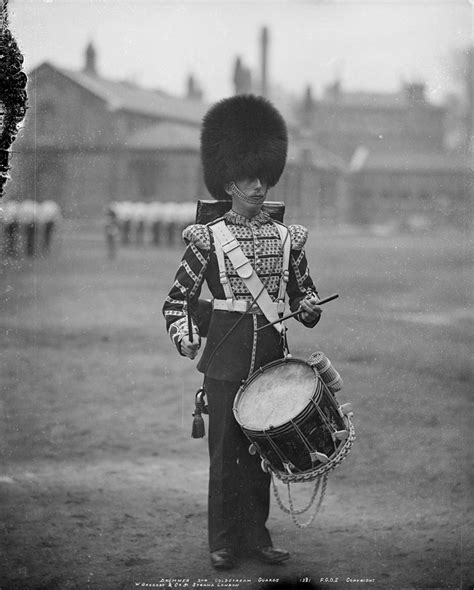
[109,200,199,249]
[104,205,119,260]
[2,200,20,256]
[19,200,37,257]
[162,202,177,247]
[149,202,162,246]
[134,202,148,246]
[117,201,132,245]
[39,200,61,254]
[1,199,61,258]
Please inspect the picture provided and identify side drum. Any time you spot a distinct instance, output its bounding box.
[233,357,349,479]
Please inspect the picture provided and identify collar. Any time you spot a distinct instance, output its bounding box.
[224,209,272,227]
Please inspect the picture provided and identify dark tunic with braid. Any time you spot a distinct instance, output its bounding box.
[162,208,320,553]
[162,208,319,382]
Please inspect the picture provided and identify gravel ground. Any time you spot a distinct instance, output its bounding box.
[1,225,472,589]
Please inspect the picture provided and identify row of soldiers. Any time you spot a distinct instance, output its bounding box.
[1,199,62,257]
[1,198,196,259]
[105,201,197,254]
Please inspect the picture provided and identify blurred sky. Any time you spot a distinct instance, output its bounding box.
[9,0,473,104]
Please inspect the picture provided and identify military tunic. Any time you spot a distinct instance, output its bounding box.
[162,208,319,553]
[163,208,319,381]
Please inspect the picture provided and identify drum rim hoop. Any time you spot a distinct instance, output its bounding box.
[233,356,319,430]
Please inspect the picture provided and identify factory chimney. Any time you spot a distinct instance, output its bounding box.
[84,41,97,75]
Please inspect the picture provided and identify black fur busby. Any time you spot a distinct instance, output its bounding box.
[200,94,288,200]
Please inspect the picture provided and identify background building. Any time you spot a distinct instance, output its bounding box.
[11,43,208,219]
[297,79,471,228]
[300,80,446,159]
[9,31,472,228]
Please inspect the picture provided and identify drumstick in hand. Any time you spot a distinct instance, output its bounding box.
[186,289,194,343]
[256,293,339,331]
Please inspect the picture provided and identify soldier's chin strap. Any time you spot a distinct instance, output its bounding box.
[225,182,268,206]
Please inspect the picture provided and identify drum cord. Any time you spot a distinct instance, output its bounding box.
[266,410,356,527]
[271,472,328,529]
[267,410,356,484]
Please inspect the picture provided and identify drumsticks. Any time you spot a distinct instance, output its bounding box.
[186,289,194,343]
[256,293,339,332]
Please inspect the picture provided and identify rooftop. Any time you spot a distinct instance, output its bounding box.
[351,147,470,173]
[127,122,200,150]
[36,62,208,125]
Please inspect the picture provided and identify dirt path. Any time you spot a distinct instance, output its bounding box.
[2,450,471,590]
[1,229,473,589]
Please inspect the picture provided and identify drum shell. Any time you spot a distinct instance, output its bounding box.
[241,377,346,474]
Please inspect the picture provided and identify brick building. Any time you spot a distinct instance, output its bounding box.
[10,43,208,219]
[10,42,346,223]
[300,81,447,159]
[299,81,471,227]
[11,35,469,228]
[349,149,471,227]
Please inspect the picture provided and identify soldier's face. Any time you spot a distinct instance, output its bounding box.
[225,177,269,217]
[225,177,268,206]
[235,177,268,199]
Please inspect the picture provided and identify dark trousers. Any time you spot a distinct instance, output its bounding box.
[5,222,18,256]
[25,223,36,257]
[43,221,54,253]
[204,377,272,553]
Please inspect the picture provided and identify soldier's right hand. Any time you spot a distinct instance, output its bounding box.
[180,335,200,359]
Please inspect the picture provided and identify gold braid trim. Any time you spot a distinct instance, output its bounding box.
[288,224,308,250]
[182,224,211,250]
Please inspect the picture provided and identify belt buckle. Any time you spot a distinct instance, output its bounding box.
[249,303,261,314]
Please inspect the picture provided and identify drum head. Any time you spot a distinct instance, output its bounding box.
[234,359,317,430]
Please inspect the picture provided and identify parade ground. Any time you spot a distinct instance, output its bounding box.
[1,222,473,589]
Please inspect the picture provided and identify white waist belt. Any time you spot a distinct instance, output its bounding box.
[213,299,273,314]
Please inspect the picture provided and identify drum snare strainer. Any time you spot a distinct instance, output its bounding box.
[233,354,355,528]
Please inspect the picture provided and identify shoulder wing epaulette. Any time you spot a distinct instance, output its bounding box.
[182,224,211,250]
[288,224,309,250]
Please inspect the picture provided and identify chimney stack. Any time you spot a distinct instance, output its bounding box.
[233,56,252,95]
[84,41,97,75]
[186,74,203,100]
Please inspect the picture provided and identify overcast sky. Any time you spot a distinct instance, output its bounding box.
[9,0,473,104]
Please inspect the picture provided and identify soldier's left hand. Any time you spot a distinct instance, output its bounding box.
[299,295,322,323]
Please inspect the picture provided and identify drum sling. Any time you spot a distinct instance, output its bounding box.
[209,219,290,334]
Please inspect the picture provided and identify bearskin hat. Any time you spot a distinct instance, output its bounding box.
[200,94,288,200]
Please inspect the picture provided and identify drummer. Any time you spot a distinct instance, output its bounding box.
[162,95,322,571]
